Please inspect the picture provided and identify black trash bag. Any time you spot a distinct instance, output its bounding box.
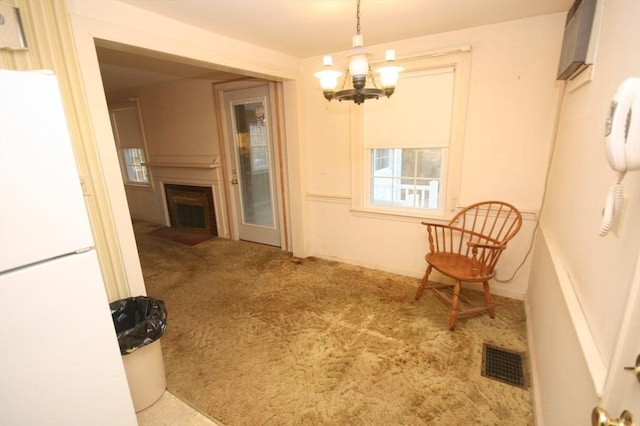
[110,296,167,355]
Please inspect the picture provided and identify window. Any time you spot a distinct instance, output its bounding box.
[365,66,454,213]
[122,148,149,184]
[352,47,470,218]
[373,148,391,170]
[371,148,441,209]
[249,124,269,171]
[108,100,150,186]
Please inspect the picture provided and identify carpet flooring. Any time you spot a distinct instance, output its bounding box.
[147,226,214,246]
[134,220,533,425]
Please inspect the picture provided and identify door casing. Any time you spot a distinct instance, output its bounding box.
[214,79,289,249]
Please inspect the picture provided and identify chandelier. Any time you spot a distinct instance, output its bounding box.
[314,0,403,105]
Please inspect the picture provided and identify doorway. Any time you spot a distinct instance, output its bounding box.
[219,83,284,247]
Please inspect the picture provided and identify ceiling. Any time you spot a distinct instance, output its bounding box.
[97,45,244,93]
[98,0,573,93]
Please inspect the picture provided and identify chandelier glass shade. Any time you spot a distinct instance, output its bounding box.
[314,0,403,105]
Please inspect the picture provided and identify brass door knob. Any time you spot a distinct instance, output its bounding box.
[592,407,634,426]
[623,354,640,383]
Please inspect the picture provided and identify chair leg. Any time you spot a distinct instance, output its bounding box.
[415,265,433,300]
[449,280,461,330]
[483,280,495,318]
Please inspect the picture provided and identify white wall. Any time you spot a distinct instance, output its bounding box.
[133,79,220,163]
[299,14,566,298]
[527,1,640,424]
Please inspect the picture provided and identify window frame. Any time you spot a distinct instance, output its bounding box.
[350,46,471,220]
[369,147,447,211]
[121,147,149,185]
[108,99,152,189]
[248,122,269,172]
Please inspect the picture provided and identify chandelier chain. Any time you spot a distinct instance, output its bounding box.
[356,0,361,35]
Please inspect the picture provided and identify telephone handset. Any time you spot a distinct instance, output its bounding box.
[604,77,640,172]
[600,77,640,236]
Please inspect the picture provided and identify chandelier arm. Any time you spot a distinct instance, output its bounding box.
[367,67,380,89]
[340,67,351,91]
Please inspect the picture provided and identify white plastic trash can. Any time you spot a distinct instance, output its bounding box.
[122,338,166,412]
[110,296,168,412]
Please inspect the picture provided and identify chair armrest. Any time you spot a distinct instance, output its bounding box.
[421,221,463,231]
[420,221,450,227]
[466,241,505,277]
[421,222,469,254]
[466,241,506,251]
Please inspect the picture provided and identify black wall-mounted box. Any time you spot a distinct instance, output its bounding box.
[557,0,598,80]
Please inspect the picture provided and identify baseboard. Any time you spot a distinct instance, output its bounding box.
[307,251,423,283]
[307,250,526,300]
[130,214,164,225]
[524,297,544,426]
[465,281,525,300]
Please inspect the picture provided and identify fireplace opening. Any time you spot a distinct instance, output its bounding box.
[164,184,218,236]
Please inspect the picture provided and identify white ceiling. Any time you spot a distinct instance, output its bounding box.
[96,45,243,93]
[119,0,573,58]
[99,0,573,93]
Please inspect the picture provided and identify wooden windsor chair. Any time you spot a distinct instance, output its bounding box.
[415,201,522,330]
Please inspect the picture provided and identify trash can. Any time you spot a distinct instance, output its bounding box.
[110,296,168,412]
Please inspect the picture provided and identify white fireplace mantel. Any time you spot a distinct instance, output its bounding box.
[148,162,229,239]
[146,162,221,169]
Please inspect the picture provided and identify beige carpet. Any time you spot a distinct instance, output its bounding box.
[134,220,533,425]
[147,226,214,246]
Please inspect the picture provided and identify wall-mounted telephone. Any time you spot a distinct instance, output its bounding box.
[605,77,640,172]
[600,77,639,236]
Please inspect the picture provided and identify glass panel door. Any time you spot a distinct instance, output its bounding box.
[224,85,281,247]
[233,101,274,227]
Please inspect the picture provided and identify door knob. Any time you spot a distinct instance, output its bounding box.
[623,354,640,383]
[231,178,238,185]
[592,407,634,426]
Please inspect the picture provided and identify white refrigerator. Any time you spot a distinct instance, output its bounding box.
[0,70,136,425]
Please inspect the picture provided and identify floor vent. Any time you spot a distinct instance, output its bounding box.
[482,343,529,389]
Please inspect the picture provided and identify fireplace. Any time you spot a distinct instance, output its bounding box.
[164,184,217,236]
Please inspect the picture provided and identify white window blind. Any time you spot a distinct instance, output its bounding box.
[110,106,145,149]
[108,102,150,185]
[363,67,454,149]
